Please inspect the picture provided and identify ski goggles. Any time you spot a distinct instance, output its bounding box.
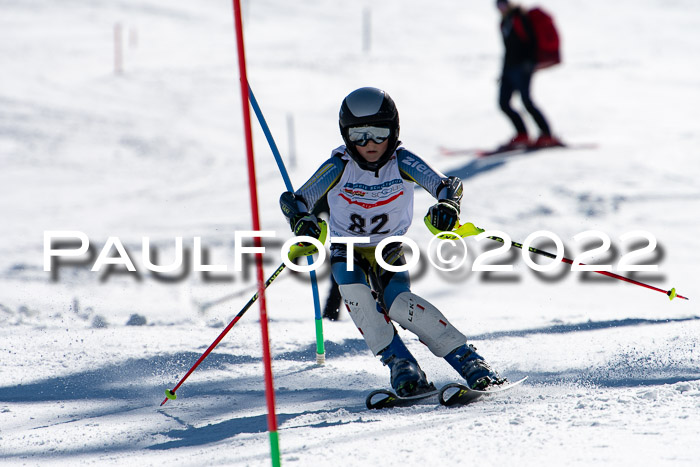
[347,126,391,146]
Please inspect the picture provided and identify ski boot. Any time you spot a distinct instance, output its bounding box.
[531,134,563,148]
[379,334,435,397]
[444,344,505,390]
[498,133,530,151]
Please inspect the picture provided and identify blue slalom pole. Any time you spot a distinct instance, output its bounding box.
[248,85,326,364]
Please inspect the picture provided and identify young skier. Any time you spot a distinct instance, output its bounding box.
[496,0,561,149]
[280,87,505,396]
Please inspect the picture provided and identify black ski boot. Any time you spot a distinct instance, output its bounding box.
[445,344,505,390]
[379,333,434,397]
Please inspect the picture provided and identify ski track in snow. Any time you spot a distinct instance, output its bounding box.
[2,0,700,465]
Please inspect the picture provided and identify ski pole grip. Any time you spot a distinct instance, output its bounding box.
[287,220,328,261]
[423,215,484,239]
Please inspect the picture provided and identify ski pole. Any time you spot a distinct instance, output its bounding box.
[487,235,688,301]
[248,85,326,364]
[161,223,328,406]
[161,263,287,406]
[423,217,689,301]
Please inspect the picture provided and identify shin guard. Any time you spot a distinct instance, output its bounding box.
[338,283,395,355]
[387,292,466,358]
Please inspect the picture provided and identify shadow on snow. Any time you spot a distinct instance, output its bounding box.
[149,391,368,451]
[1,318,696,405]
[470,316,700,341]
[0,339,369,404]
[472,316,700,388]
[446,156,509,181]
[2,318,699,457]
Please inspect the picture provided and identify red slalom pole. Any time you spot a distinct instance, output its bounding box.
[231,1,281,464]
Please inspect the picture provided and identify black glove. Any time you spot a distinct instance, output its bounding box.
[428,200,459,232]
[291,213,322,239]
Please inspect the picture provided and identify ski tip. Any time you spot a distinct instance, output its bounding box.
[438,383,473,406]
[366,391,395,410]
[165,389,177,400]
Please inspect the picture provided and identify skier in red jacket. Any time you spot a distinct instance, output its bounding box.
[496,0,561,150]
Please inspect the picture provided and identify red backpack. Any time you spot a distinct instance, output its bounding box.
[526,7,561,69]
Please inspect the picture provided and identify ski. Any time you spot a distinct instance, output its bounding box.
[480,142,597,157]
[366,385,439,410]
[475,146,532,157]
[438,376,528,407]
[438,146,484,156]
[439,142,597,158]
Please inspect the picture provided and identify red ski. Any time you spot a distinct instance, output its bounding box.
[439,142,597,158]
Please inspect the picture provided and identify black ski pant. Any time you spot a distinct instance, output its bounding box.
[498,62,551,137]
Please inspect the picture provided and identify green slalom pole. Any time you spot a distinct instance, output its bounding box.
[269,431,281,467]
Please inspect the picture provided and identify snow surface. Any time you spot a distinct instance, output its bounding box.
[2,0,700,465]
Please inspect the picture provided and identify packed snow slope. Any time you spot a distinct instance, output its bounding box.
[1,0,699,465]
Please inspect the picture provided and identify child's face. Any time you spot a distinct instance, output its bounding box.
[355,139,389,163]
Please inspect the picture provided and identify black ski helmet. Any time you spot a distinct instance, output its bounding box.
[339,87,400,171]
